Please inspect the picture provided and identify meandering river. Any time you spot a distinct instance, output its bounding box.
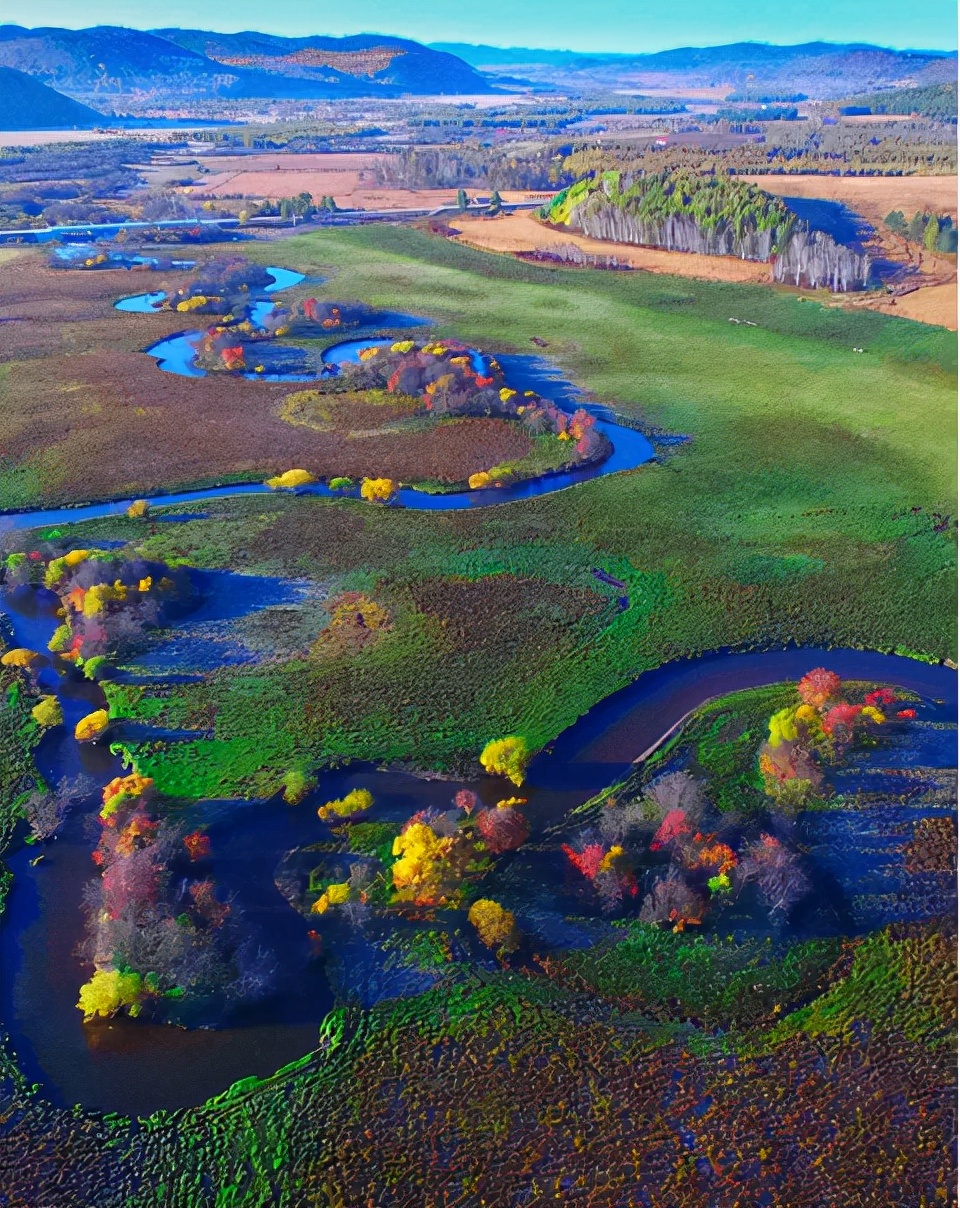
[1,581,954,1117]
[0,262,954,1119]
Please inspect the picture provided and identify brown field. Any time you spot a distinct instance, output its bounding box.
[192,153,382,205]
[742,174,958,228]
[881,281,957,328]
[190,153,541,210]
[0,250,533,505]
[451,210,771,283]
[452,196,957,330]
[744,174,957,329]
[203,178,535,210]
[196,152,385,175]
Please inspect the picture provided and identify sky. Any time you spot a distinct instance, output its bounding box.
[0,0,956,52]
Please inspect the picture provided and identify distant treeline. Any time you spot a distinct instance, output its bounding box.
[838,82,957,123]
[725,92,808,103]
[716,107,801,122]
[562,116,957,177]
[885,209,958,253]
[542,170,873,290]
[374,143,572,191]
[369,116,956,200]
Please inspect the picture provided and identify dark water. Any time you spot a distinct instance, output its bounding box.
[123,569,313,674]
[1,572,955,1117]
[143,309,430,382]
[52,245,196,271]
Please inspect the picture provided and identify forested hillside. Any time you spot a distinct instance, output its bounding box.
[839,81,958,122]
[542,171,873,290]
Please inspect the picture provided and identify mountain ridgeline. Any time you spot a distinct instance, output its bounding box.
[0,25,493,100]
[542,172,873,291]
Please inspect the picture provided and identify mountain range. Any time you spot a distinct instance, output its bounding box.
[0,25,493,101]
[0,64,108,129]
[0,27,955,111]
[431,40,958,99]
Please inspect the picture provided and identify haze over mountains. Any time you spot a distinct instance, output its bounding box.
[432,40,958,98]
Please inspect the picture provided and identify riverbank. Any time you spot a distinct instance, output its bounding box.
[1,623,954,1115]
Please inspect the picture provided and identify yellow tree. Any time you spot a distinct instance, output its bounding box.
[468,898,518,951]
[480,736,530,786]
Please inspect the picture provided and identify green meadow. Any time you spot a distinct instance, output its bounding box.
[11,224,955,796]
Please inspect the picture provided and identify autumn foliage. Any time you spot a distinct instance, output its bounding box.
[480,736,530,786]
[759,669,910,806]
[468,898,518,951]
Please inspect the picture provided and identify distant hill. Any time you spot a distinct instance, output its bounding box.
[156,29,493,95]
[429,43,627,68]
[0,25,494,100]
[0,64,108,128]
[431,40,958,100]
[838,80,958,121]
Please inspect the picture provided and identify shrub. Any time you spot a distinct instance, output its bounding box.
[75,709,109,743]
[265,469,318,490]
[0,648,41,670]
[479,736,530,786]
[475,799,530,854]
[318,787,374,821]
[31,695,63,728]
[282,768,317,805]
[360,477,395,503]
[76,967,144,1022]
[468,898,518,951]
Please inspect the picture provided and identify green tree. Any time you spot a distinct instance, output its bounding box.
[923,214,941,252]
[292,191,314,217]
[935,220,958,254]
[884,210,907,236]
[488,188,503,214]
[457,188,468,211]
[908,210,928,242]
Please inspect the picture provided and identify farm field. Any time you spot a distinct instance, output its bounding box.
[189,151,541,209]
[450,207,772,281]
[741,173,958,228]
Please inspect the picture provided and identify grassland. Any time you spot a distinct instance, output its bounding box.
[2,223,955,795]
[0,252,554,504]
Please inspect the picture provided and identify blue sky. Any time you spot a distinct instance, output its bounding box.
[3,0,957,52]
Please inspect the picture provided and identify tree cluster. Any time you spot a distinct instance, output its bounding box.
[546,169,873,289]
[884,209,958,253]
[77,773,274,1024]
[4,547,195,666]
